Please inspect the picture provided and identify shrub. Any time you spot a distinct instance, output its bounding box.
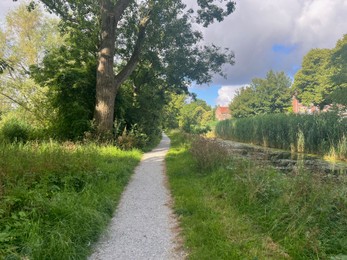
[0,118,31,143]
[190,136,229,171]
[116,126,149,150]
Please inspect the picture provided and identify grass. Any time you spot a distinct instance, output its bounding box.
[0,141,142,259]
[166,131,347,259]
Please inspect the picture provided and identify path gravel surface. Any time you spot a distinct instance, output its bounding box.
[89,134,184,260]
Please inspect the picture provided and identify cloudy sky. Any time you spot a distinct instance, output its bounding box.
[1,0,347,106]
[187,0,347,106]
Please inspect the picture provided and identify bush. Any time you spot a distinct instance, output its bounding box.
[116,126,149,150]
[0,118,31,143]
[190,136,229,171]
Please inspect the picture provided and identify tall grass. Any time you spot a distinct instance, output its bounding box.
[215,112,347,160]
[0,141,141,259]
[166,132,347,259]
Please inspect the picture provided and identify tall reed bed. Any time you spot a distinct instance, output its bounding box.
[0,141,141,259]
[215,112,347,159]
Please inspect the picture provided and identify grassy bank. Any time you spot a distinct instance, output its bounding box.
[166,132,347,259]
[0,141,141,259]
[215,113,347,160]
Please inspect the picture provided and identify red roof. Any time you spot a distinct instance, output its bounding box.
[216,106,230,114]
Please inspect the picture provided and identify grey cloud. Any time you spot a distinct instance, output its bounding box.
[184,0,347,86]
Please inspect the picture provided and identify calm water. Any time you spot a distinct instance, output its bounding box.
[219,139,347,175]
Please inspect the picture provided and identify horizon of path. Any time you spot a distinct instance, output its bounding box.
[89,134,185,260]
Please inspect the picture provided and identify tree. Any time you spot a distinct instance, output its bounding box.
[21,0,236,138]
[229,87,257,118]
[230,70,291,118]
[292,48,332,107]
[0,4,61,126]
[329,34,347,105]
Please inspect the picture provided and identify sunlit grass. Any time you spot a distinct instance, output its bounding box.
[0,141,142,259]
[166,132,347,259]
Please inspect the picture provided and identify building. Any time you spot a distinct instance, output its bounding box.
[292,96,319,114]
[215,106,231,121]
[292,95,347,116]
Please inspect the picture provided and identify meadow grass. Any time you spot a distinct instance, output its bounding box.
[0,141,141,259]
[166,132,347,259]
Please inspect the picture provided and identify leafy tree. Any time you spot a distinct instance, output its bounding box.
[21,0,236,138]
[251,70,292,114]
[30,45,96,139]
[292,48,332,107]
[163,94,186,130]
[0,4,61,126]
[163,95,212,133]
[230,87,257,118]
[179,99,213,133]
[329,34,347,105]
[230,70,291,118]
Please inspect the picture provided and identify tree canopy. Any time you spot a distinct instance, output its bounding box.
[20,0,236,139]
[230,70,292,118]
[292,34,347,107]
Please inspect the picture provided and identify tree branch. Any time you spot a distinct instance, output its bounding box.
[0,92,33,113]
[114,13,152,89]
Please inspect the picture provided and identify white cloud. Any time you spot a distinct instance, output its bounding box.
[216,85,244,106]
[185,0,347,86]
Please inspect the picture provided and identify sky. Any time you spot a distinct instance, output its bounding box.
[1,0,347,107]
[186,0,347,106]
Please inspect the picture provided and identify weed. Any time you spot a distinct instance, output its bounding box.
[190,136,229,172]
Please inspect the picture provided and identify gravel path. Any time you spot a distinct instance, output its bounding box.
[89,134,184,260]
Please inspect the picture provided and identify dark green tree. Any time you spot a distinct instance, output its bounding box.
[329,34,347,105]
[21,0,236,138]
[229,87,257,118]
[230,70,291,118]
[292,48,332,107]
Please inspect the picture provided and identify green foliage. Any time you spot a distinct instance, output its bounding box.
[293,34,347,107]
[31,45,97,140]
[116,126,149,151]
[190,136,229,171]
[215,113,347,159]
[230,70,292,118]
[0,117,31,143]
[164,95,213,133]
[167,131,347,259]
[292,48,332,107]
[0,141,141,259]
[0,4,61,128]
[329,34,347,91]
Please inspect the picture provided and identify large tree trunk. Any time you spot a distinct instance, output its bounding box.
[94,0,131,138]
[94,1,117,137]
[94,0,151,138]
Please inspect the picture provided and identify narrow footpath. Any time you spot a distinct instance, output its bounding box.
[89,134,184,260]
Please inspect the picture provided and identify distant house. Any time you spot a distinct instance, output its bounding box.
[292,95,347,116]
[215,106,231,121]
[292,96,319,114]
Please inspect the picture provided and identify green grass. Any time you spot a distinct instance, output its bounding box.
[0,141,142,259]
[166,132,347,259]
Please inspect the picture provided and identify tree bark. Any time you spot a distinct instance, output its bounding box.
[94,0,151,138]
[94,0,131,137]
